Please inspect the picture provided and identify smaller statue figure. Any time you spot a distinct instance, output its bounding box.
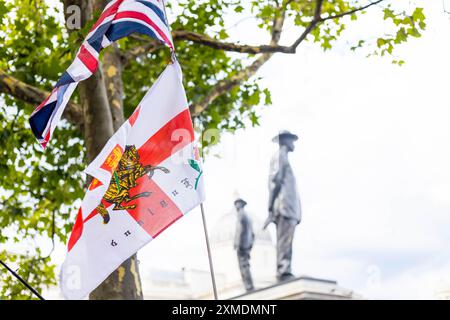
[233,198,255,292]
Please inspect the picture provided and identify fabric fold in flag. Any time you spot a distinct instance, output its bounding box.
[29,0,174,149]
[60,61,205,300]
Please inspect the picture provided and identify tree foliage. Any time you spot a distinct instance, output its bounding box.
[0,0,426,299]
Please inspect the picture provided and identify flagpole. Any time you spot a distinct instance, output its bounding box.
[0,259,45,300]
[200,203,218,300]
[161,0,217,300]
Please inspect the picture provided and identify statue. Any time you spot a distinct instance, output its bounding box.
[233,198,255,292]
[264,130,301,282]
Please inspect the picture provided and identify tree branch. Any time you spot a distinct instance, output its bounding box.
[190,0,291,116]
[188,0,388,116]
[172,30,293,54]
[124,0,385,61]
[320,0,384,22]
[289,0,324,51]
[120,38,164,66]
[122,0,386,116]
[287,0,385,53]
[0,69,84,130]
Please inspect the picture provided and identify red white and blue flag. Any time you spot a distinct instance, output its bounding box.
[60,61,205,299]
[29,0,174,149]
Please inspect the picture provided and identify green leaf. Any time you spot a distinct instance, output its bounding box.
[188,159,201,173]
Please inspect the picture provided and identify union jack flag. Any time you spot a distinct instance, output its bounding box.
[29,0,174,149]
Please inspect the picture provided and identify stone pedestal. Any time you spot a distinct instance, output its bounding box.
[229,276,360,300]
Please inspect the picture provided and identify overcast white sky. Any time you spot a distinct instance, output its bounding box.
[6,0,450,300]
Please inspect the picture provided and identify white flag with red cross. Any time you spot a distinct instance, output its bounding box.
[60,61,205,300]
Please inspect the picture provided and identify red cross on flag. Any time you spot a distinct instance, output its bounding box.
[60,61,205,299]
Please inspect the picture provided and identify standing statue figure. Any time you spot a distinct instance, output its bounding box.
[233,198,255,292]
[264,130,301,282]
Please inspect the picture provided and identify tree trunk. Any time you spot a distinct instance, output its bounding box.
[78,71,114,161]
[102,44,125,131]
[90,40,143,301]
[89,254,143,300]
[63,0,143,300]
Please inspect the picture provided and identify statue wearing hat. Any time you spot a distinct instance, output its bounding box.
[264,130,301,282]
[233,198,255,292]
